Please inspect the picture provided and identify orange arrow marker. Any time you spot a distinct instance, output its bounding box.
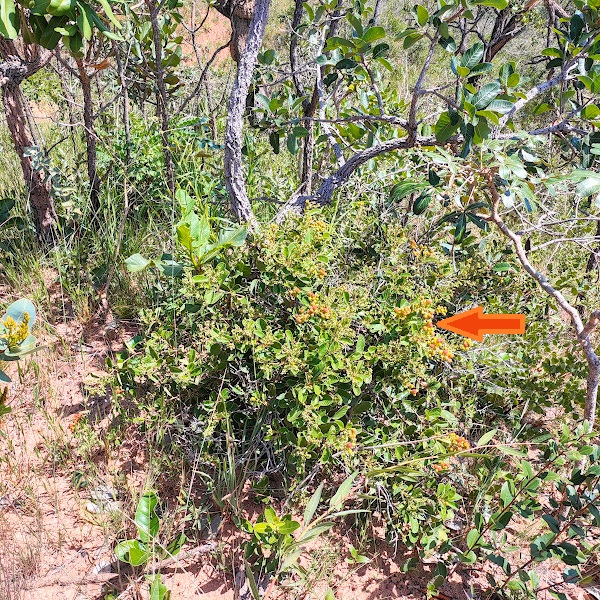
[436,306,525,342]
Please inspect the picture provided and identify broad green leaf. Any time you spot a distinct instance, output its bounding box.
[469,62,493,76]
[114,539,149,566]
[362,26,385,44]
[466,529,480,548]
[0,370,10,383]
[461,42,484,70]
[472,82,501,109]
[39,16,66,49]
[576,175,600,197]
[5,299,36,329]
[500,481,513,507]
[0,0,19,38]
[326,36,355,50]
[487,99,514,114]
[435,111,461,142]
[135,492,160,542]
[125,254,151,273]
[76,3,92,39]
[324,588,336,600]
[403,32,422,49]
[415,4,428,26]
[218,226,247,247]
[277,520,301,534]
[5,334,37,356]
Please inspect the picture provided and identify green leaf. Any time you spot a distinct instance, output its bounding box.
[466,529,480,549]
[500,481,513,507]
[96,0,120,29]
[435,111,461,142]
[76,1,93,39]
[150,574,170,600]
[287,133,299,155]
[39,16,66,49]
[403,32,422,49]
[486,99,514,114]
[576,175,600,197]
[362,26,385,44]
[389,180,429,201]
[477,429,497,446]
[461,42,484,70]
[280,548,302,571]
[472,0,507,7]
[217,225,247,248]
[329,471,358,509]
[125,254,151,273]
[472,82,501,109]
[277,519,301,535]
[0,370,10,383]
[166,533,186,557]
[415,4,428,26]
[326,36,355,50]
[298,522,334,543]
[114,539,150,566]
[304,482,324,526]
[245,562,261,600]
[4,334,37,357]
[0,0,19,38]
[324,588,336,600]
[5,299,36,330]
[135,492,160,543]
[543,515,560,533]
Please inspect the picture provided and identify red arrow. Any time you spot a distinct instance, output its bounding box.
[436,306,525,342]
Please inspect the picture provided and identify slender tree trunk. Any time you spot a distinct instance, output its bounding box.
[2,82,57,242]
[146,0,175,195]
[76,59,100,214]
[224,0,271,225]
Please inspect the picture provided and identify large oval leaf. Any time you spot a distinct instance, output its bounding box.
[135,492,160,542]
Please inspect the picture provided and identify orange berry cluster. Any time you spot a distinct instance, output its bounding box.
[461,339,473,350]
[428,336,454,362]
[295,294,333,323]
[69,413,83,433]
[432,461,450,473]
[394,305,411,318]
[409,239,435,258]
[403,379,427,396]
[317,267,327,278]
[448,433,470,452]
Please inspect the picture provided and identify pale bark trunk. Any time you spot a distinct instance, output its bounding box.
[224,0,271,225]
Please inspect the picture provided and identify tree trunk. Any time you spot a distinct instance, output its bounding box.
[76,59,100,214]
[2,81,57,243]
[224,0,271,225]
